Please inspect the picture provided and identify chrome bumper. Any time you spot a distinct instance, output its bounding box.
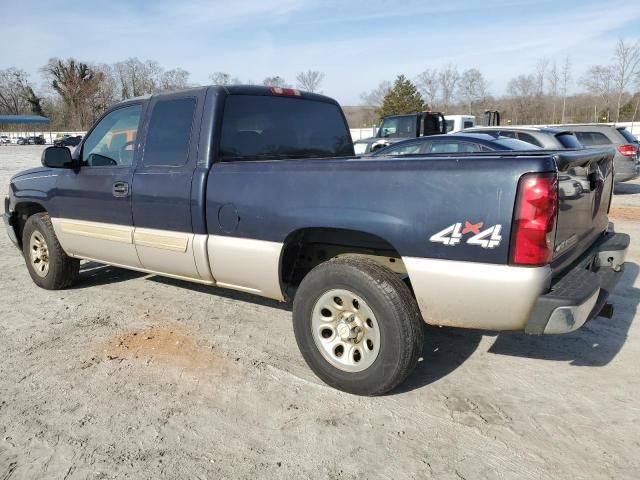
[525,231,630,335]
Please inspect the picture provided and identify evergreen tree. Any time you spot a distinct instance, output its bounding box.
[378,75,424,117]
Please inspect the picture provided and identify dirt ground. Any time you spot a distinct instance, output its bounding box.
[0,145,639,480]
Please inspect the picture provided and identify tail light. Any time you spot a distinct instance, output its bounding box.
[271,87,302,97]
[511,173,558,265]
[617,144,638,157]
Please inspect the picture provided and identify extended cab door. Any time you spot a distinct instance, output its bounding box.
[51,103,143,268]
[131,90,211,282]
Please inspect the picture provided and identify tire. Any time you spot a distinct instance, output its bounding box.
[293,256,424,396]
[21,213,79,290]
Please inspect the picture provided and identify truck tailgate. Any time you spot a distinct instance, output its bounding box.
[551,148,615,275]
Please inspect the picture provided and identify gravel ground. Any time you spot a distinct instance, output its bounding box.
[0,145,639,480]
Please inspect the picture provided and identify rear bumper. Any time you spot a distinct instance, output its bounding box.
[525,231,630,335]
[403,230,629,333]
[614,157,640,183]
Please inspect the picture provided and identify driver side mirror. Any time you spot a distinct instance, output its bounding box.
[41,146,76,169]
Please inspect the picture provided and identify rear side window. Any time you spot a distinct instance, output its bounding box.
[381,141,424,155]
[496,130,517,139]
[617,128,638,143]
[144,97,196,166]
[574,131,612,146]
[429,141,482,153]
[556,133,583,149]
[220,95,353,161]
[493,138,542,150]
[463,120,474,129]
[515,132,542,147]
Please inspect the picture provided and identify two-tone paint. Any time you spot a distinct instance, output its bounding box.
[3,86,621,332]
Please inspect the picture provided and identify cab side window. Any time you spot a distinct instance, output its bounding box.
[143,97,197,166]
[82,105,142,167]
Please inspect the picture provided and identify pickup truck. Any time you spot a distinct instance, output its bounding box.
[3,85,630,395]
[353,111,446,154]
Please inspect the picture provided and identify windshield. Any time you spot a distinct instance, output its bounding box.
[220,95,353,161]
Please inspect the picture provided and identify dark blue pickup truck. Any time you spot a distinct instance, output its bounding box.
[3,85,630,395]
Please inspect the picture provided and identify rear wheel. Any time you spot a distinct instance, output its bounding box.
[22,213,79,290]
[293,256,423,395]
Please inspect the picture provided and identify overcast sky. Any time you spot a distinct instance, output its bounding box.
[1,0,639,104]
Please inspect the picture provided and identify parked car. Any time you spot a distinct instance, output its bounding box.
[16,137,28,145]
[371,133,541,156]
[54,135,83,147]
[27,136,45,145]
[463,126,583,150]
[3,85,629,395]
[0,136,10,144]
[557,124,639,183]
[353,111,446,154]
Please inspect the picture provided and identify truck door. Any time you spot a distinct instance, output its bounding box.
[52,103,143,268]
[131,90,211,282]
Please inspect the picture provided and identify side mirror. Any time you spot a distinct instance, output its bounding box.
[41,146,74,169]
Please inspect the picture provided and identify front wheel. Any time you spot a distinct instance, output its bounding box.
[22,213,79,290]
[293,256,424,395]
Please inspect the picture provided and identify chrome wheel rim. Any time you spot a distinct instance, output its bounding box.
[311,289,381,372]
[29,230,50,278]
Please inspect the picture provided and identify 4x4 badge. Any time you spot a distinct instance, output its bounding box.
[430,221,502,249]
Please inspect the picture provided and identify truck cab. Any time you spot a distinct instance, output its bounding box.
[444,115,475,133]
[353,111,446,154]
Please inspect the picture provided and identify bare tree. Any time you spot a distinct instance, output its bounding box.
[415,69,439,110]
[458,68,489,114]
[262,76,289,87]
[42,58,103,129]
[611,38,640,121]
[160,68,190,91]
[535,58,549,96]
[560,56,571,123]
[91,64,117,115]
[547,61,560,123]
[438,64,459,112]
[209,72,241,86]
[507,74,537,124]
[581,65,615,121]
[296,70,325,92]
[113,58,163,99]
[360,80,392,108]
[0,68,33,114]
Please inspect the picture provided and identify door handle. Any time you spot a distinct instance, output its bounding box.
[112,182,129,197]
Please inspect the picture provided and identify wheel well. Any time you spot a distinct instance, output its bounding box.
[13,202,46,247]
[280,227,409,298]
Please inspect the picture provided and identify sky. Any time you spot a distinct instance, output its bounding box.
[1,0,639,105]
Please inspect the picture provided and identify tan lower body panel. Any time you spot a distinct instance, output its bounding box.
[51,218,142,268]
[207,235,284,301]
[50,218,283,299]
[403,256,551,331]
[134,228,210,282]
